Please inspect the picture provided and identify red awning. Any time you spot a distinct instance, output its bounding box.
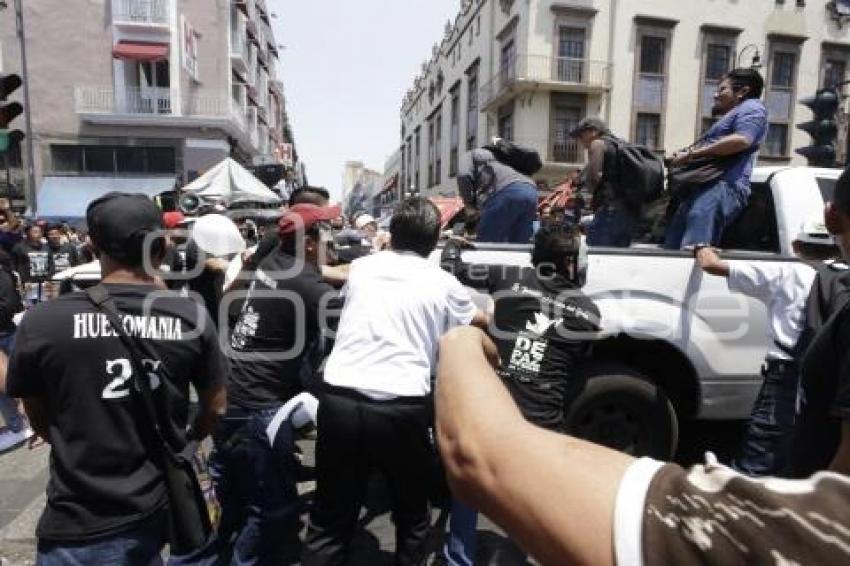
[429,197,464,229]
[112,41,169,62]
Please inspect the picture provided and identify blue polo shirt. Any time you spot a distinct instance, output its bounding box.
[701,98,768,193]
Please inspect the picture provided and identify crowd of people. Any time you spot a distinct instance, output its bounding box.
[1,65,850,565]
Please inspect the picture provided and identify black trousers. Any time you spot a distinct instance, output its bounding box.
[302,386,433,566]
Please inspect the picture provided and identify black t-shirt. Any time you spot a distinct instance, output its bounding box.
[227,250,340,409]
[47,242,80,274]
[13,241,50,282]
[6,284,228,541]
[443,246,601,430]
[792,301,850,476]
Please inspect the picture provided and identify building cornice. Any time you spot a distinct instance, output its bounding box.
[766,31,808,44]
[699,24,743,35]
[497,15,520,41]
[550,3,598,18]
[633,15,679,28]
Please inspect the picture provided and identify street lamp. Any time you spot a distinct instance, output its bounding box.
[737,44,762,69]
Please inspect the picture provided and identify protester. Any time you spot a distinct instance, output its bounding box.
[457,148,538,243]
[664,68,768,249]
[439,225,601,563]
[45,224,80,275]
[354,213,390,252]
[211,203,341,564]
[570,117,639,247]
[302,197,486,566]
[436,325,850,565]
[792,167,850,477]
[696,221,840,477]
[12,224,50,305]
[0,248,27,452]
[5,192,227,563]
[0,198,23,254]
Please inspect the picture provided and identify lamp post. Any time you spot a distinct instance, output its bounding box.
[737,44,763,69]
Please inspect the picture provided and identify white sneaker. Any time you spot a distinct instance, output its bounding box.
[0,427,32,452]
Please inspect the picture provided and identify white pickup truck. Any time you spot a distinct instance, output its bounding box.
[451,166,842,459]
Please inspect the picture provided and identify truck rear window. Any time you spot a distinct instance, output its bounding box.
[817,177,836,203]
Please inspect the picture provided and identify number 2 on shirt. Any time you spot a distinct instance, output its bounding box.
[102,358,162,400]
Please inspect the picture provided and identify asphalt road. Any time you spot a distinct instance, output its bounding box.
[0,417,746,565]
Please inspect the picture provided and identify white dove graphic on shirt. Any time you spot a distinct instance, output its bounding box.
[525,312,562,336]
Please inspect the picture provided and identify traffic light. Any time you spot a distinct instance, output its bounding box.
[796,88,839,167]
[0,74,23,154]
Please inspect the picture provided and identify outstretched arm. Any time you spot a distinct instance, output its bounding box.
[436,326,634,566]
[695,246,730,277]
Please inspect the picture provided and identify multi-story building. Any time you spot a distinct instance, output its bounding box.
[1,0,297,212]
[400,0,850,197]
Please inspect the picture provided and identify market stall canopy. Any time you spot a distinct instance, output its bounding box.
[30,176,176,224]
[181,158,281,206]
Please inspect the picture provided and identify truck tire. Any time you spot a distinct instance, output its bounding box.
[565,366,679,460]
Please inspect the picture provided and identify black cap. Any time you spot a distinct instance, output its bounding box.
[568,117,609,138]
[86,192,163,264]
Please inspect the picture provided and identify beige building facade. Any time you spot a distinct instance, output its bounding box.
[400,0,850,197]
[1,0,294,212]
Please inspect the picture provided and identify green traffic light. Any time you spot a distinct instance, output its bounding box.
[0,129,24,153]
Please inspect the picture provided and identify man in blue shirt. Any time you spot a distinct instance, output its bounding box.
[664,68,768,250]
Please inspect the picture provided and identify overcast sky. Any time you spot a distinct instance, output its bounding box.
[271,0,458,201]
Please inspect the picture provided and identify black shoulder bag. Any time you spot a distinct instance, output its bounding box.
[85,285,211,555]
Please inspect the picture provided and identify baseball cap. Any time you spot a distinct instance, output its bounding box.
[87,192,163,262]
[355,214,376,230]
[162,211,185,230]
[568,117,609,138]
[794,219,836,246]
[191,214,246,257]
[279,203,341,237]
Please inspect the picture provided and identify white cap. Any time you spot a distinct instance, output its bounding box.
[355,214,376,230]
[190,214,246,257]
[794,219,836,247]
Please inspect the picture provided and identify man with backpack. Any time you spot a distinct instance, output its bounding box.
[457,141,540,244]
[570,118,663,247]
[695,222,841,477]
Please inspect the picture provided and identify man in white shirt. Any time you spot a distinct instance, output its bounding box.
[696,222,840,476]
[302,198,486,566]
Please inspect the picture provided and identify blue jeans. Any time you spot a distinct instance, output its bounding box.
[586,205,637,247]
[664,180,749,249]
[36,510,167,565]
[443,499,477,566]
[205,405,301,565]
[477,182,538,244]
[0,333,23,433]
[733,361,798,477]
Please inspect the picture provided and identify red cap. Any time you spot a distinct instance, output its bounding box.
[278,204,341,236]
[162,211,185,230]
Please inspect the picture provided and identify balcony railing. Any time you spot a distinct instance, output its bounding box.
[75,86,171,114]
[113,0,169,25]
[480,55,612,108]
[505,137,585,165]
[552,138,583,164]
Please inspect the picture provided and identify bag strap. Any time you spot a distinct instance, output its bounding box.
[85,285,175,456]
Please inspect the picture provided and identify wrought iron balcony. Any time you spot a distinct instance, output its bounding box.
[112,0,169,26]
[480,55,612,110]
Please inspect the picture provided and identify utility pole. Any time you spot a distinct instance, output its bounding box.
[13,0,35,212]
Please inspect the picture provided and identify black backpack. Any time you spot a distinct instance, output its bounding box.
[779,260,850,360]
[484,139,543,177]
[603,136,665,209]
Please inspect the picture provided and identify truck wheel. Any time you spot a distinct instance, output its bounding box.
[565,368,678,460]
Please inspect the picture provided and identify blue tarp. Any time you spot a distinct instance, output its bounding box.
[29,176,176,223]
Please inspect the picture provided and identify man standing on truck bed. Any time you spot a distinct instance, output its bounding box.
[569,118,640,247]
[665,68,767,250]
